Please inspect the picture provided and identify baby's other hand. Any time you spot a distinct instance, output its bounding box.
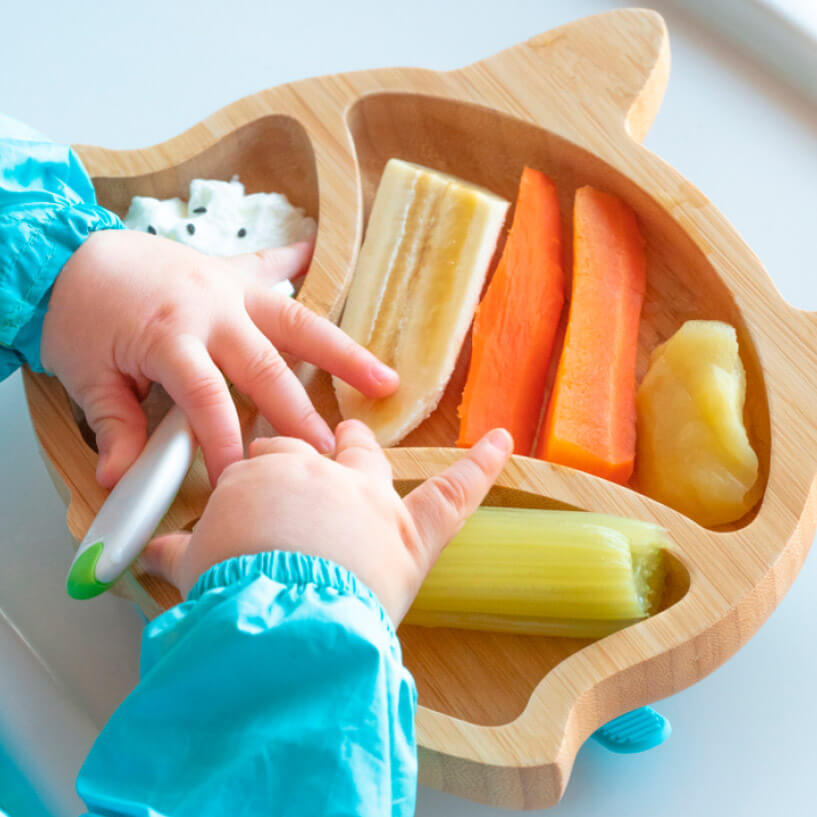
[143,422,513,624]
[41,230,398,488]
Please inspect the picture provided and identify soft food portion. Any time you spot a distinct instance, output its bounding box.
[335,159,509,446]
[124,177,316,275]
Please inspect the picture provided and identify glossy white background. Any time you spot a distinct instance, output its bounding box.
[1,1,816,814]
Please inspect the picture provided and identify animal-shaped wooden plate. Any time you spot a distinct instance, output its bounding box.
[24,9,817,810]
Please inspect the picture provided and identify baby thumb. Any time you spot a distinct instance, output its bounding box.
[81,380,148,489]
[403,429,513,574]
[142,532,192,592]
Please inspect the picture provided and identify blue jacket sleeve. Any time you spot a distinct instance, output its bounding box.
[76,551,419,817]
[0,114,123,380]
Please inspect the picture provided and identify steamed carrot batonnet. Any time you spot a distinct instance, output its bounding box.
[536,186,646,483]
[457,167,565,454]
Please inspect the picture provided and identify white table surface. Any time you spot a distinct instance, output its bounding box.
[1,1,816,814]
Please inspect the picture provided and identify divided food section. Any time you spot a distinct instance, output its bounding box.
[340,91,771,527]
[22,9,817,810]
[92,114,319,227]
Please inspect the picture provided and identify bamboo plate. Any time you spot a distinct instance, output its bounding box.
[23,9,817,810]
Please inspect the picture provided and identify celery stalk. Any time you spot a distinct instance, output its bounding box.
[406,508,668,638]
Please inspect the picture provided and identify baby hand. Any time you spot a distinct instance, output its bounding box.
[143,422,513,623]
[41,230,398,488]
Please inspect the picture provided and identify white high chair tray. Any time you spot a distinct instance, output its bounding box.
[0,2,815,815]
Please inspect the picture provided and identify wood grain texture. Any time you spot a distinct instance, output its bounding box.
[22,9,817,810]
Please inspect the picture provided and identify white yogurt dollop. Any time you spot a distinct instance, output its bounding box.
[123,177,317,296]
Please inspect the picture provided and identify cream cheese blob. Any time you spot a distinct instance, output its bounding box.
[123,177,317,296]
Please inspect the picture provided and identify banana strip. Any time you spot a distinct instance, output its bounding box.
[335,159,509,445]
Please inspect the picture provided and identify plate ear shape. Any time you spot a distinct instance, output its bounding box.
[457,8,670,143]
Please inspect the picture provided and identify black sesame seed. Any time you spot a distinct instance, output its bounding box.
[237,227,247,238]
[193,206,207,214]
[147,225,157,235]
[186,223,196,235]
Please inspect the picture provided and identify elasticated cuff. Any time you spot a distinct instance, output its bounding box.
[188,551,397,639]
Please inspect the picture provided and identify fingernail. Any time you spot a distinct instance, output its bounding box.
[486,428,513,454]
[316,430,335,456]
[95,457,112,487]
[371,362,399,387]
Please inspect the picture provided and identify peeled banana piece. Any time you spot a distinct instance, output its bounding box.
[335,159,509,446]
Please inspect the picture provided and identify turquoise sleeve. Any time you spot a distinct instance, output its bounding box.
[76,551,419,816]
[0,114,123,378]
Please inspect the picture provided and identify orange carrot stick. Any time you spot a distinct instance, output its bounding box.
[457,168,565,455]
[536,186,646,483]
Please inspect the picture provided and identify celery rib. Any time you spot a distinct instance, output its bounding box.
[406,508,668,638]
